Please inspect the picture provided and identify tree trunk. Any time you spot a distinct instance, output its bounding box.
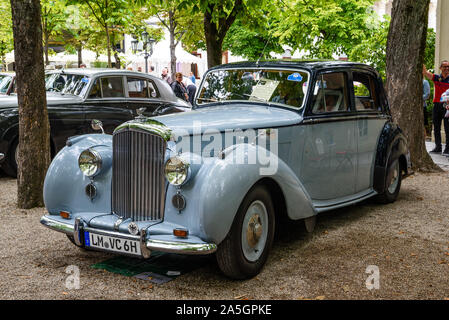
[203,1,242,69]
[386,0,439,172]
[204,11,223,68]
[169,10,177,80]
[10,0,51,208]
[77,45,82,67]
[105,24,111,68]
[43,22,49,66]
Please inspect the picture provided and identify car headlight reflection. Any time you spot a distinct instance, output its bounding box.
[165,156,190,186]
[78,148,102,177]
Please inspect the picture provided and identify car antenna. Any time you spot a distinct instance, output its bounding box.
[256,19,272,67]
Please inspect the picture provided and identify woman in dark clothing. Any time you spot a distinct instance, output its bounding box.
[171,72,189,102]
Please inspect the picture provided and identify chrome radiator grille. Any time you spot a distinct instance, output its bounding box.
[111,128,166,221]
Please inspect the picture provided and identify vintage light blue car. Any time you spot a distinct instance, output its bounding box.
[40,60,411,279]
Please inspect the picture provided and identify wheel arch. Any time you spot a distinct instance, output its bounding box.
[373,121,409,194]
[255,177,288,222]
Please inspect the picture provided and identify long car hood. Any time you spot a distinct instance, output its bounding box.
[0,93,83,109]
[154,104,302,135]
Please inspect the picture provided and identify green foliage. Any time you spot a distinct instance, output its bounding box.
[123,7,165,43]
[0,0,13,67]
[222,14,284,60]
[274,0,378,58]
[348,16,389,78]
[424,28,435,70]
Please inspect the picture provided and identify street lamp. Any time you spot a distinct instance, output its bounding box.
[131,39,139,53]
[141,31,155,74]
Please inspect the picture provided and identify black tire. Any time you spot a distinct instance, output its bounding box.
[375,159,402,204]
[2,139,18,178]
[216,185,275,279]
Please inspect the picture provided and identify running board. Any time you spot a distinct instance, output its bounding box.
[312,189,377,213]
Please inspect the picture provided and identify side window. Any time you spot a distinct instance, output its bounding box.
[127,77,160,98]
[147,80,159,98]
[311,72,349,114]
[88,78,101,98]
[352,72,379,111]
[101,77,124,98]
[127,78,148,98]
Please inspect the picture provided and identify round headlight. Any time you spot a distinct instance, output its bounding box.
[165,156,190,186]
[78,149,102,177]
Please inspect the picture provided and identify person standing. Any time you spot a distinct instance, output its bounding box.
[183,77,197,105]
[171,72,189,102]
[423,78,431,136]
[189,71,196,84]
[161,67,172,85]
[423,61,449,155]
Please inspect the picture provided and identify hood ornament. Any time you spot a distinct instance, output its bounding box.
[136,107,147,121]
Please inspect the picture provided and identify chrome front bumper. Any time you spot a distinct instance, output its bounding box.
[40,215,217,256]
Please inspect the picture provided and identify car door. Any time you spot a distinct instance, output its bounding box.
[351,70,389,193]
[83,75,132,134]
[299,70,357,200]
[126,76,171,117]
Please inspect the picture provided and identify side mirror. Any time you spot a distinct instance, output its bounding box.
[91,119,104,134]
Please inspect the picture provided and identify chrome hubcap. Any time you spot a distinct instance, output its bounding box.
[388,162,399,193]
[15,144,19,166]
[241,200,268,262]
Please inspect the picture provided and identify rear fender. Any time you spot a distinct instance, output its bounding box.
[373,122,409,193]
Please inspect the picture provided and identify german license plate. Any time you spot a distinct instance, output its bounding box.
[84,231,141,256]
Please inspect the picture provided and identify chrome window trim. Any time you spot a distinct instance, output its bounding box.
[302,113,389,124]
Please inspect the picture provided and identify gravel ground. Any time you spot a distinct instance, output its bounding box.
[0,167,448,300]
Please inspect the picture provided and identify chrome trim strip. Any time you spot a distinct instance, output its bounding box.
[40,215,74,235]
[302,114,389,124]
[146,239,217,255]
[74,217,83,246]
[140,229,151,258]
[40,215,217,255]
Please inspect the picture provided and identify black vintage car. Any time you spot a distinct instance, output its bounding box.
[0,72,15,95]
[0,68,190,176]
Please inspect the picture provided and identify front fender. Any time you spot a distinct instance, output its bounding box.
[43,134,113,215]
[166,143,315,245]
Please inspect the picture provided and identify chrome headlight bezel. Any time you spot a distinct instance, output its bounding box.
[78,148,102,177]
[164,156,190,186]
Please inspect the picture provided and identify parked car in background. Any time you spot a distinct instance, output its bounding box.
[0,68,190,176]
[40,60,411,279]
[0,72,15,95]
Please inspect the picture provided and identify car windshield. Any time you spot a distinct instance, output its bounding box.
[196,68,309,109]
[0,75,13,94]
[45,73,90,97]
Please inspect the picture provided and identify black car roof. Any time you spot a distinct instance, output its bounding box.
[208,59,377,74]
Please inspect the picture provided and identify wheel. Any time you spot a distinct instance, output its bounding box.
[1,139,18,178]
[216,185,275,279]
[375,159,402,204]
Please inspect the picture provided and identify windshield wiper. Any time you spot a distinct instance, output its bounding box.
[231,93,268,104]
[196,97,220,103]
